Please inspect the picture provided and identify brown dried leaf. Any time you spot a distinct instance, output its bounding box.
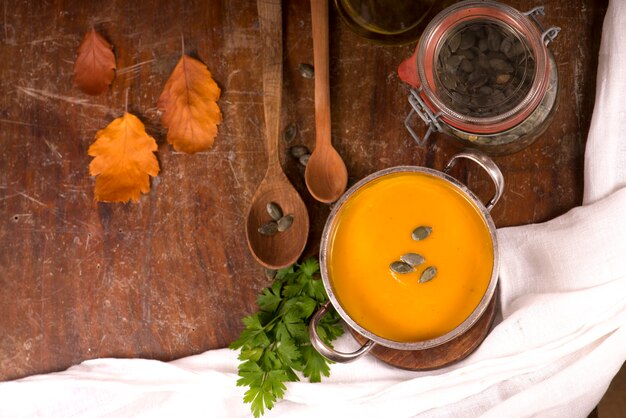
[157,54,222,153]
[74,29,116,95]
[88,113,159,202]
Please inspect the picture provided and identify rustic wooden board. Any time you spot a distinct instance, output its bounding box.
[351,290,498,370]
[0,0,607,381]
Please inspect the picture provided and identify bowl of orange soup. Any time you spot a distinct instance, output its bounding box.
[310,150,504,362]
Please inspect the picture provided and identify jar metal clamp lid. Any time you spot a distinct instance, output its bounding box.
[398,1,560,154]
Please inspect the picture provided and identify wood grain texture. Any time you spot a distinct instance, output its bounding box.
[245,0,310,270]
[0,0,607,381]
[304,0,349,203]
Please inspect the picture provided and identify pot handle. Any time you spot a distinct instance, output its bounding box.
[444,149,504,212]
[309,301,376,363]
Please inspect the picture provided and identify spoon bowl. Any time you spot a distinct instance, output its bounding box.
[247,172,309,269]
[246,0,309,270]
[305,142,348,203]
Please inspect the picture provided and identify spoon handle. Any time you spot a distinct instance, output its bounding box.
[311,0,331,147]
[257,0,282,170]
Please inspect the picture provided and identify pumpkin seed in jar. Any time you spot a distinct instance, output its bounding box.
[487,26,501,51]
[496,73,511,84]
[266,202,283,221]
[419,266,437,283]
[412,226,432,241]
[489,58,513,73]
[436,21,536,119]
[277,214,294,232]
[440,73,457,90]
[459,31,475,50]
[478,38,488,52]
[446,55,464,73]
[390,261,414,274]
[460,59,474,73]
[448,33,461,52]
[400,253,425,267]
[500,37,513,56]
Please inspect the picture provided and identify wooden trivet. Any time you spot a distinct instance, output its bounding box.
[350,291,498,371]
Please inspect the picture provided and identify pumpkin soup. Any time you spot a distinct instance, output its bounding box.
[327,171,493,342]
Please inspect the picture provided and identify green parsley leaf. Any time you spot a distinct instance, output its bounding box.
[239,347,264,362]
[310,277,328,303]
[318,308,344,346]
[299,258,319,277]
[266,369,289,399]
[295,296,317,319]
[282,309,309,342]
[275,264,294,281]
[274,321,290,343]
[236,360,264,388]
[276,338,301,368]
[300,344,331,383]
[243,386,272,418]
[282,280,305,299]
[229,314,270,350]
[231,258,343,416]
[257,281,283,313]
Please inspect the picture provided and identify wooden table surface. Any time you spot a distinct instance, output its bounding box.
[0,0,608,381]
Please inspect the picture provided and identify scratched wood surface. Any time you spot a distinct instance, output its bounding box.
[0,0,607,381]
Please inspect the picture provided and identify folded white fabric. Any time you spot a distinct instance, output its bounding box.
[584,0,626,204]
[2,1,626,417]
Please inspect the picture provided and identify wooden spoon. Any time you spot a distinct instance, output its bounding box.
[246,0,309,270]
[305,0,348,204]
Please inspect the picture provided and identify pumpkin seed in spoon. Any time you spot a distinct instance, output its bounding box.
[266,202,283,221]
[277,214,294,232]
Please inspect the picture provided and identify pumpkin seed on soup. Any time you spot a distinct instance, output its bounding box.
[401,253,425,267]
[419,266,437,283]
[412,226,432,241]
[390,261,413,274]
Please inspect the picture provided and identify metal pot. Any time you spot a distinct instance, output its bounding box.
[309,149,504,362]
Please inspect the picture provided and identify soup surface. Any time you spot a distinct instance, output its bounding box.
[327,171,493,342]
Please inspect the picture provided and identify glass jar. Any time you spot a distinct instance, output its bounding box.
[334,0,438,45]
[398,1,560,155]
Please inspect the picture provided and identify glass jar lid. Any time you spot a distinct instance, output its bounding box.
[416,0,551,134]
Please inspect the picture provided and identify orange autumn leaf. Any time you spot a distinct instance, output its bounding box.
[88,113,159,203]
[157,54,222,153]
[74,28,116,95]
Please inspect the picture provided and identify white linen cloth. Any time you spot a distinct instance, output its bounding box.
[2,1,626,416]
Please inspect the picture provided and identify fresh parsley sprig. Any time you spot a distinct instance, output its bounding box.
[230,258,343,417]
